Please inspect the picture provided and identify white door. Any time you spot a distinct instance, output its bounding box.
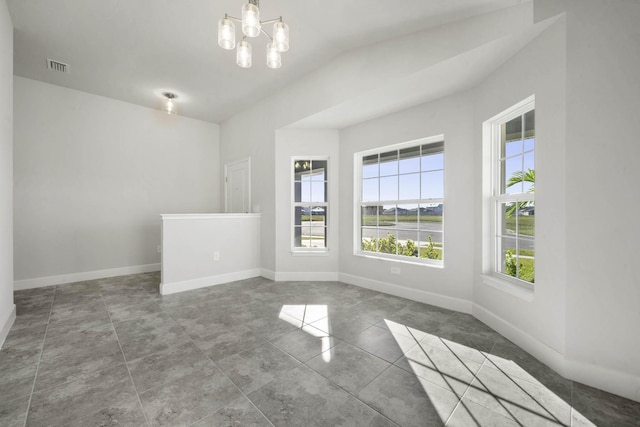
[225,158,251,213]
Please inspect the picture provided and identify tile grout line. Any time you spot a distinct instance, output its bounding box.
[157,294,276,427]
[407,325,472,426]
[260,324,384,402]
[268,305,429,425]
[445,342,496,426]
[21,287,57,427]
[569,378,575,427]
[251,327,400,427]
[287,330,402,426]
[479,342,569,426]
[337,362,402,426]
[18,284,395,425]
[441,340,498,426]
[15,275,608,426]
[465,339,498,396]
[100,293,151,427]
[462,341,528,426]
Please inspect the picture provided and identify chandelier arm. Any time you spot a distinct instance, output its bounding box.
[221,16,280,25]
[260,27,274,41]
[260,17,282,25]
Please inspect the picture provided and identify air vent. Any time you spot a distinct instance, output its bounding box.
[47,58,70,73]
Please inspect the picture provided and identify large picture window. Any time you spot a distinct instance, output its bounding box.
[486,97,535,287]
[356,137,444,265]
[293,159,328,251]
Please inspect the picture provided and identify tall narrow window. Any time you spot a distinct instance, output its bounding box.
[486,97,535,287]
[356,136,444,265]
[293,159,328,251]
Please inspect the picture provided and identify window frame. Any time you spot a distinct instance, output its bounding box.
[353,135,445,266]
[291,156,329,254]
[483,95,535,292]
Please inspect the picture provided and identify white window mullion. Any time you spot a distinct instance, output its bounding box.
[484,96,535,288]
[355,136,444,266]
[292,157,329,252]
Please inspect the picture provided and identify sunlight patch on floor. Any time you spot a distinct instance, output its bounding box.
[279,304,333,362]
[384,319,595,426]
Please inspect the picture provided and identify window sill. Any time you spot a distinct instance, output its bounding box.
[480,274,534,302]
[291,249,330,257]
[355,252,443,268]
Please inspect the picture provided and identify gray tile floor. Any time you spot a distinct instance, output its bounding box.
[1,273,639,426]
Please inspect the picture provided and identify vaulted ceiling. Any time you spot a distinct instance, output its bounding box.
[8,0,531,124]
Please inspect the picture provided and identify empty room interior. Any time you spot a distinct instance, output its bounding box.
[1,0,640,426]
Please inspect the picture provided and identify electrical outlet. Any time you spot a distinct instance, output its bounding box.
[156,245,161,254]
[390,267,400,275]
[214,251,220,261]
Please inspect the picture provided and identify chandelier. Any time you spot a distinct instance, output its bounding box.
[217,0,290,69]
[162,92,177,115]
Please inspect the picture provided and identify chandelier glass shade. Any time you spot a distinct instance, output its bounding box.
[266,42,281,69]
[217,18,236,50]
[241,3,261,38]
[237,40,252,68]
[217,0,289,69]
[272,21,289,52]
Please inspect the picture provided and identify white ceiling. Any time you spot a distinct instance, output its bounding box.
[7,0,529,124]
[288,20,549,129]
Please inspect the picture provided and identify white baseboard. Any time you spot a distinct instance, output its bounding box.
[260,269,276,281]
[274,271,339,281]
[338,272,473,314]
[14,263,161,290]
[0,304,16,349]
[160,269,262,295]
[259,269,338,282]
[473,302,640,403]
[565,358,640,403]
[472,303,567,374]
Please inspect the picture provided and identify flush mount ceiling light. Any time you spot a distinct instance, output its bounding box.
[162,92,177,115]
[217,0,289,69]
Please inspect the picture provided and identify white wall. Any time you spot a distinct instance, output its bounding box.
[563,0,640,398]
[160,214,261,294]
[472,17,567,363]
[220,106,277,273]
[473,0,640,402]
[218,0,639,402]
[219,4,534,275]
[274,129,340,280]
[338,93,475,312]
[13,77,221,286]
[0,0,14,346]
